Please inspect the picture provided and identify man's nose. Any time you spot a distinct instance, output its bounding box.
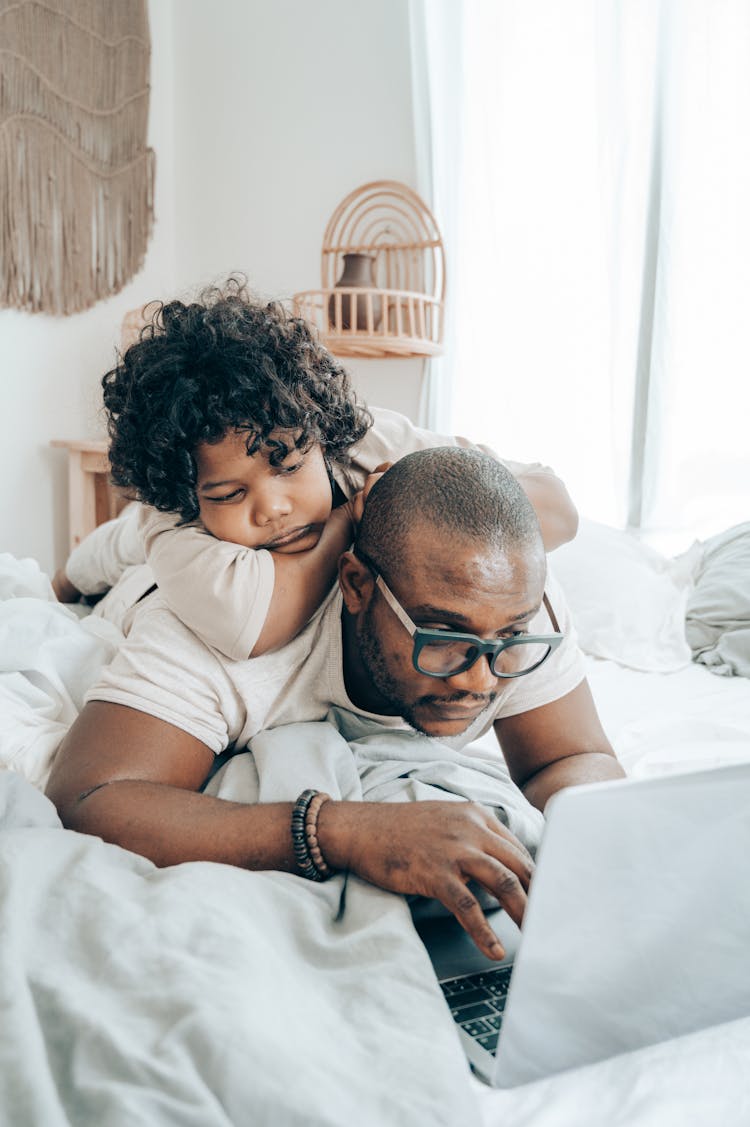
[445,653,498,695]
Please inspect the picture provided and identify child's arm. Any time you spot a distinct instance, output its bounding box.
[503,462,579,551]
[342,406,579,552]
[141,503,355,661]
[52,502,146,602]
[252,467,388,652]
[52,568,84,603]
[250,504,354,653]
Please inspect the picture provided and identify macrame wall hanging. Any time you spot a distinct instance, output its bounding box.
[0,0,155,315]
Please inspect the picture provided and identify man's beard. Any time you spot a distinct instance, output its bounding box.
[356,604,497,736]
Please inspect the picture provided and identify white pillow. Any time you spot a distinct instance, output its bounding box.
[550,519,698,673]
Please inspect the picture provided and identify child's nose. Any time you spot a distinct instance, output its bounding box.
[254,485,293,525]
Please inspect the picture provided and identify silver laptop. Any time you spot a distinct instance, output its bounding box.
[414,763,750,1087]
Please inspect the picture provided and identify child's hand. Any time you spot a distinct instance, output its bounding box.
[348,462,392,524]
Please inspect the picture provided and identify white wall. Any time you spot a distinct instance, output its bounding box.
[1,0,177,571]
[2,0,422,571]
[171,0,422,420]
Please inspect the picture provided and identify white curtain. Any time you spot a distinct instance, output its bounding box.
[412,0,750,546]
[408,0,464,432]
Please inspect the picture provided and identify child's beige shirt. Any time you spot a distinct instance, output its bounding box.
[66,406,551,661]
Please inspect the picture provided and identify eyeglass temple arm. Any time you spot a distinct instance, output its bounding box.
[543,592,561,633]
[377,570,560,636]
[374,573,417,636]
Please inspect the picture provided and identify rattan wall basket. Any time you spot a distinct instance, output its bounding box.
[293,180,445,358]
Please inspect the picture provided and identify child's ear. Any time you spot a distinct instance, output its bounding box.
[338,551,375,614]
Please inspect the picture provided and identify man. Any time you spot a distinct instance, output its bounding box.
[46,448,623,959]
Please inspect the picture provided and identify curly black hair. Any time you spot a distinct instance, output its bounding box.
[102,277,373,521]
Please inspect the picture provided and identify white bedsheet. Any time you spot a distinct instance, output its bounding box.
[3,553,750,1125]
[474,1013,750,1127]
[585,655,750,778]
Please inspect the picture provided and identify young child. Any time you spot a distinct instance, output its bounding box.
[54,279,578,660]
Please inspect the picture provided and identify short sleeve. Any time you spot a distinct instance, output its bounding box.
[140,508,275,661]
[85,597,243,753]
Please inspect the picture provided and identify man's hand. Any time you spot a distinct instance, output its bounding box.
[48,703,532,960]
[318,800,533,960]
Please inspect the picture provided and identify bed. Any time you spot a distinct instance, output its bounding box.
[1,517,749,1126]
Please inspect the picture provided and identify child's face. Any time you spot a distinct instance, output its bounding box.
[195,429,333,552]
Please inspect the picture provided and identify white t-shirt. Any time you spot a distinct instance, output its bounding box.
[67,406,555,661]
[86,569,585,756]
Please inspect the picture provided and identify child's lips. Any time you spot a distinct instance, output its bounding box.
[262,525,312,549]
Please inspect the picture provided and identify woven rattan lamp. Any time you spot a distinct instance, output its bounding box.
[293,180,445,358]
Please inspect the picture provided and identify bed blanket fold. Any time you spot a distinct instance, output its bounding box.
[0,747,480,1126]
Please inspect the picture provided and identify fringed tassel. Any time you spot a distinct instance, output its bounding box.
[0,122,154,313]
[0,0,154,315]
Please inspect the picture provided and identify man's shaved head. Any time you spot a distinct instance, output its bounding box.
[355,446,541,576]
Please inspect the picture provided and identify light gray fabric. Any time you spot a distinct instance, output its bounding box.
[0,719,488,1126]
[207,707,545,857]
[685,522,750,678]
[207,707,545,919]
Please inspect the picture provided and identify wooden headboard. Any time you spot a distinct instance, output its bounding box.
[52,439,130,551]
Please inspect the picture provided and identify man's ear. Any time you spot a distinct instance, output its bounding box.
[338,551,375,614]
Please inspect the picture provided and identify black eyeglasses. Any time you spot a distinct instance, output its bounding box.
[361,556,564,680]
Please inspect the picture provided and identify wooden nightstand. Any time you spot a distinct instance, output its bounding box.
[51,439,129,551]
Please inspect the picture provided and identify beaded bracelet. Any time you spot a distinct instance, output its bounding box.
[291,789,334,882]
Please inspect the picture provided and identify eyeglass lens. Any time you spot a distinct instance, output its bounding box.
[417,637,552,677]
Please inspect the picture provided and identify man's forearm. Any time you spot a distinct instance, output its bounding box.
[57,779,536,961]
[60,779,298,869]
[522,750,625,813]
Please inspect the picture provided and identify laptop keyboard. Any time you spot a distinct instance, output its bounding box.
[439,965,514,1054]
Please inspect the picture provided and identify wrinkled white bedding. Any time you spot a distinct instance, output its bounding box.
[0,738,479,1127]
[0,554,122,787]
[686,521,750,678]
[585,656,750,778]
[2,552,750,1126]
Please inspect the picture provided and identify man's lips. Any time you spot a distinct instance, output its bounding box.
[419,697,493,721]
[261,525,312,549]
